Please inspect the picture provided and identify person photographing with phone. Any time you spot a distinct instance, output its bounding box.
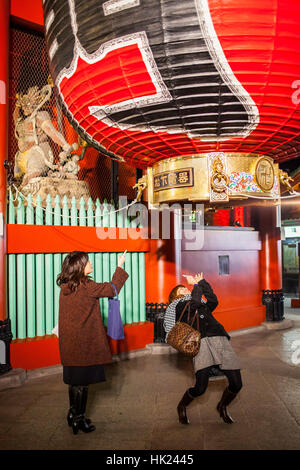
[164,273,242,425]
[57,250,128,435]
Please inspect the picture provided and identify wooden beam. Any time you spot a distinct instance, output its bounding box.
[7,225,150,254]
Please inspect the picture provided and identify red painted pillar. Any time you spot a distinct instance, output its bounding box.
[213,209,230,226]
[234,207,244,227]
[0,0,9,321]
[256,205,282,290]
[145,209,180,303]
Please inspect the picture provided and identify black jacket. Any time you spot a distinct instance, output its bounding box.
[175,279,230,340]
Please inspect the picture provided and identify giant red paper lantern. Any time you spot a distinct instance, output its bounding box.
[43,0,300,167]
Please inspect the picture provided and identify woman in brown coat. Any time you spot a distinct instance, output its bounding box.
[57,250,128,435]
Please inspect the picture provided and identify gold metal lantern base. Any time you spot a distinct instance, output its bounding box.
[144,152,280,206]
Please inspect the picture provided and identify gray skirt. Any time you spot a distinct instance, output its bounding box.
[193,336,241,373]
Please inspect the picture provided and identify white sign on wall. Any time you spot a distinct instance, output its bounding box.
[284,226,300,238]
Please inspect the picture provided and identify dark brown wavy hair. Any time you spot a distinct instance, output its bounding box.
[168,284,186,305]
[56,251,91,292]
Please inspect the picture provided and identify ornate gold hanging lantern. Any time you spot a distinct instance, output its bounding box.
[138,152,280,206]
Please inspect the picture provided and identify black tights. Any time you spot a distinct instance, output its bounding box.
[188,367,242,398]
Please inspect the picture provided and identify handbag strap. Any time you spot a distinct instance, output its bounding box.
[190,310,200,330]
[111,282,118,299]
[177,300,190,322]
[177,301,199,330]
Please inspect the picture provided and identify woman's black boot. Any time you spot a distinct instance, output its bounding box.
[72,386,96,435]
[67,385,91,427]
[67,385,76,426]
[216,387,237,424]
[177,390,194,424]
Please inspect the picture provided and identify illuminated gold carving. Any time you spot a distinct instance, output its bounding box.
[208,153,229,202]
[279,169,294,193]
[146,153,280,205]
[211,157,229,193]
[133,174,148,202]
[255,157,274,191]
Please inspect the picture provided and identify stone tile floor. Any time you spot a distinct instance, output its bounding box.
[0,312,300,451]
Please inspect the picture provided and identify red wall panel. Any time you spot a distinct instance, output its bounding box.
[10,0,44,27]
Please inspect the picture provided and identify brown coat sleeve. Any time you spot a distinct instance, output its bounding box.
[86,266,129,298]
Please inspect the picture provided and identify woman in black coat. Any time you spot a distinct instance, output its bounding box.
[164,273,242,425]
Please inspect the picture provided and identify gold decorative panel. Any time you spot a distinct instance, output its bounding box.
[145,153,280,205]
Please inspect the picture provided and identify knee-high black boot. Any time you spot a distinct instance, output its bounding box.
[216,387,237,424]
[177,390,194,425]
[67,385,76,426]
[67,385,91,427]
[72,386,96,435]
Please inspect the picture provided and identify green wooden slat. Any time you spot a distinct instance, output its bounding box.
[109,252,118,325]
[45,252,54,334]
[62,195,69,226]
[71,197,78,226]
[117,197,127,228]
[95,250,102,326]
[26,194,36,338]
[89,252,95,281]
[79,197,86,227]
[45,197,54,334]
[117,252,126,324]
[7,254,17,339]
[16,253,26,339]
[17,195,25,224]
[55,253,68,329]
[131,252,139,323]
[45,194,53,226]
[94,251,104,323]
[138,253,146,322]
[102,250,109,326]
[53,196,61,325]
[35,194,45,336]
[100,200,109,325]
[53,253,61,326]
[130,211,141,322]
[16,195,26,338]
[54,195,61,225]
[8,189,15,224]
[94,200,103,322]
[124,252,133,324]
[87,198,94,227]
[94,252,102,283]
[95,198,102,227]
[102,199,109,227]
[110,252,117,294]
[26,194,34,225]
[36,254,46,336]
[35,194,43,225]
[101,230,109,327]
[125,201,130,228]
[109,199,116,228]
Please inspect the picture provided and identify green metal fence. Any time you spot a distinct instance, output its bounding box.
[6,192,146,340]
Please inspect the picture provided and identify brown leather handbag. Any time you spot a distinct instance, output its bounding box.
[166,301,201,357]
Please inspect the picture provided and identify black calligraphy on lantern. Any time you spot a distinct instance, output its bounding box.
[153,168,194,192]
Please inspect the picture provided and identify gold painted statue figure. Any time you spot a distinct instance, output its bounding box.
[13,84,78,190]
[279,169,294,193]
